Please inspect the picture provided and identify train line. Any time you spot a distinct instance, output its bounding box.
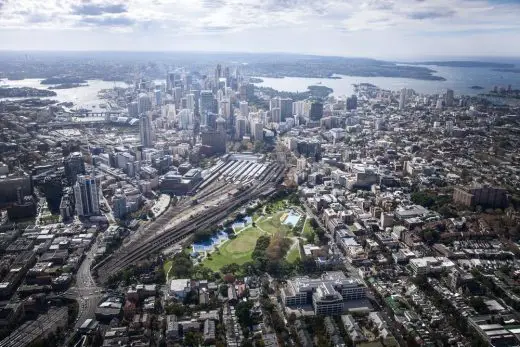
[96,163,285,283]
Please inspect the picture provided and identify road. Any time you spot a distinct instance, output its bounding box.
[70,240,103,330]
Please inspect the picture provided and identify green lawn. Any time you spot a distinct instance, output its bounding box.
[286,240,301,263]
[257,211,292,235]
[302,218,315,241]
[163,260,173,280]
[202,228,264,272]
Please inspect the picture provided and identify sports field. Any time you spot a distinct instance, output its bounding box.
[202,228,264,271]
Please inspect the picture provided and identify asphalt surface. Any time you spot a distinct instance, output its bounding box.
[71,241,103,330]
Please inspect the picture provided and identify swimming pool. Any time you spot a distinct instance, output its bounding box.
[192,231,229,253]
[283,211,301,227]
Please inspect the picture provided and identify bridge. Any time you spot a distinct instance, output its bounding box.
[75,111,123,119]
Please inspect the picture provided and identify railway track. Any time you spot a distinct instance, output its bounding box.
[96,164,284,283]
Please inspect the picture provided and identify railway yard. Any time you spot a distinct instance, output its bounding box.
[95,155,285,283]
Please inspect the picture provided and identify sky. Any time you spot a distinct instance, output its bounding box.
[0,0,519,59]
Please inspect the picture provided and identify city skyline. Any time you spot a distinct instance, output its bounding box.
[0,0,519,59]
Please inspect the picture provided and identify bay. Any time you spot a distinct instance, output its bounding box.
[0,79,130,109]
[252,65,520,97]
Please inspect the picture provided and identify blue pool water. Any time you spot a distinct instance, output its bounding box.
[283,212,301,226]
[192,231,229,253]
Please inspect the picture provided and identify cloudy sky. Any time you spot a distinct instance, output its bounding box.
[0,0,519,59]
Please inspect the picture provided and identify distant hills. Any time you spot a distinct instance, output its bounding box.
[411,61,515,68]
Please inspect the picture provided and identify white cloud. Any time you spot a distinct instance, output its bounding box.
[0,0,519,57]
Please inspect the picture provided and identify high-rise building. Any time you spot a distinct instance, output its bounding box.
[346,95,357,110]
[309,101,324,121]
[201,116,227,156]
[219,99,231,119]
[184,74,193,91]
[112,190,127,219]
[155,90,162,106]
[199,90,215,124]
[271,107,282,123]
[166,72,176,92]
[235,117,246,140]
[215,64,222,87]
[173,87,182,107]
[128,101,139,118]
[239,101,249,118]
[216,116,226,133]
[399,88,406,110]
[293,100,308,117]
[74,174,100,217]
[280,98,293,121]
[0,174,33,207]
[252,121,263,142]
[270,97,281,111]
[64,152,85,185]
[140,114,154,148]
[179,109,194,130]
[186,93,195,111]
[138,93,152,114]
[445,89,454,107]
[446,120,454,135]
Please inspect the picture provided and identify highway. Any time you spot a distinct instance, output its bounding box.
[96,163,285,283]
[70,240,103,329]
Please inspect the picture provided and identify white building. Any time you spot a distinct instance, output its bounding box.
[169,279,191,298]
[409,257,455,276]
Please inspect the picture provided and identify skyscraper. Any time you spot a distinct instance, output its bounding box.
[140,114,154,148]
[445,89,454,107]
[166,72,176,92]
[270,97,281,111]
[271,107,282,123]
[179,109,194,130]
[138,93,152,114]
[112,190,127,219]
[346,95,358,110]
[215,64,222,87]
[128,101,139,118]
[399,88,406,110]
[74,174,100,217]
[186,93,195,111]
[155,90,162,106]
[239,101,249,118]
[280,98,293,121]
[309,101,324,121]
[199,90,215,124]
[219,99,231,119]
[235,117,246,140]
[252,121,263,142]
[64,152,85,185]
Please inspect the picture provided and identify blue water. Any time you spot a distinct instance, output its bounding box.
[253,63,520,97]
[232,216,253,230]
[193,231,229,253]
[283,212,301,227]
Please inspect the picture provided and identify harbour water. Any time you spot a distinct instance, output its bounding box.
[0,79,129,109]
[253,65,520,97]
[2,64,520,109]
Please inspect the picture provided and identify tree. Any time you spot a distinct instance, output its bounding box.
[184,331,202,346]
[236,301,255,328]
[220,263,240,275]
[170,253,194,278]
